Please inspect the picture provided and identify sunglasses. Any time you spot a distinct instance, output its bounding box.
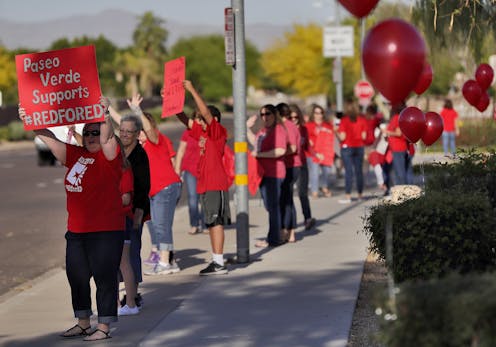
[260,112,272,117]
[83,130,100,137]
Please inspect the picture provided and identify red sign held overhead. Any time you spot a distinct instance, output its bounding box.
[162,57,186,118]
[15,45,103,130]
[354,80,374,106]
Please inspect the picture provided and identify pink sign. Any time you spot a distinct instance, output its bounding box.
[162,57,186,118]
[16,45,103,131]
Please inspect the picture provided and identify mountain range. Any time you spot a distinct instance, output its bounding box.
[0,9,290,52]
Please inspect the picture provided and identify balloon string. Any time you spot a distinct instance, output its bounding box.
[420,143,426,194]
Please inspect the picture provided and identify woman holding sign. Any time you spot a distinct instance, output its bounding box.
[19,100,124,341]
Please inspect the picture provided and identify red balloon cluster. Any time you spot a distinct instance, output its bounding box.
[362,19,427,104]
[462,63,494,112]
[398,107,444,146]
[337,0,380,18]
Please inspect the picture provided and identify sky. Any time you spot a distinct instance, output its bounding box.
[0,0,411,26]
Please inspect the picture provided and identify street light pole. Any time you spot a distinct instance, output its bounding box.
[231,0,249,263]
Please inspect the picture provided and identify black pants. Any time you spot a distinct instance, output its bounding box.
[65,230,124,324]
[280,166,300,230]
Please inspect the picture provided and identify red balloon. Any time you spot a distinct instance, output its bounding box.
[338,0,380,18]
[475,63,494,90]
[414,63,433,95]
[462,80,482,106]
[362,19,426,104]
[398,106,426,143]
[421,112,444,146]
[476,92,490,112]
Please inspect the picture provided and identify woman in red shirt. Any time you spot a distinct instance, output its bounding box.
[440,98,459,156]
[337,101,367,203]
[140,112,182,276]
[19,101,125,341]
[247,104,288,247]
[306,105,334,198]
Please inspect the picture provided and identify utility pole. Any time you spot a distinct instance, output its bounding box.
[231,0,249,263]
[334,0,343,114]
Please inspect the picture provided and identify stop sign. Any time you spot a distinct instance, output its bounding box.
[354,80,374,106]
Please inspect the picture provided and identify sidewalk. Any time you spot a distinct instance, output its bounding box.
[0,190,375,347]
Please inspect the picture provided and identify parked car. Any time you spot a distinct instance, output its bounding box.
[35,124,84,166]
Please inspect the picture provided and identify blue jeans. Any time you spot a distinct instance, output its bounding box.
[149,182,181,251]
[259,177,284,246]
[297,164,312,221]
[442,131,456,155]
[183,171,203,228]
[341,147,364,195]
[308,158,332,195]
[125,217,143,283]
[392,151,413,185]
[280,167,300,230]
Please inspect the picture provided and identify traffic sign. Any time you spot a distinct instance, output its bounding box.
[354,80,374,106]
[323,26,354,58]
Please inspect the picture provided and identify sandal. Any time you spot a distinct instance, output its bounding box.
[83,328,112,341]
[188,227,201,235]
[60,324,91,338]
[255,240,269,248]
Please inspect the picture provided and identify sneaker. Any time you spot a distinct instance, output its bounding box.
[304,218,316,230]
[338,198,352,204]
[144,262,181,276]
[118,304,140,316]
[143,251,159,266]
[199,261,228,276]
[120,293,143,309]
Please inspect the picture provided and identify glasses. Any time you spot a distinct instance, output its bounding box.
[260,112,272,117]
[83,130,100,137]
[291,116,299,120]
[119,129,137,135]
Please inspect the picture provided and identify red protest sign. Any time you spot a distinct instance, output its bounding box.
[162,57,185,118]
[16,45,103,131]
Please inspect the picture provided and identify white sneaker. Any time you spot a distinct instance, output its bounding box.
[144,262,181,276]
[118,304,140,316]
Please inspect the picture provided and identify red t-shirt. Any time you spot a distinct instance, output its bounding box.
[307,121,335,166]
[338,115,367,148]
[65,144,125,233]
[387,114,408,152]
[440,108,458,132]
[180,129,200,176]
[364,116,381,146]
[283,118,302,168]
[143,130,181,197]
[120,166,134,219]
[190,119,229,193]
[256,124,288,178]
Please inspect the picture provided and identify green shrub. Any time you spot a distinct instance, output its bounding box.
[364,190,496,283]
[421,148,496,207]
[377,272,496,347]
[0,126,8,142]
[7,121,27,141]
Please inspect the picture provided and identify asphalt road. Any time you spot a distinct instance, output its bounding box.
[0,116,238,296]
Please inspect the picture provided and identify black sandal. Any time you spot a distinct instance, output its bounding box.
[83,328,112,341]
[60,324,91,338]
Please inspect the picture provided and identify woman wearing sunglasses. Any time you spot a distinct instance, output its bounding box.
[247,104,289,248]
[18,99,125,341]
